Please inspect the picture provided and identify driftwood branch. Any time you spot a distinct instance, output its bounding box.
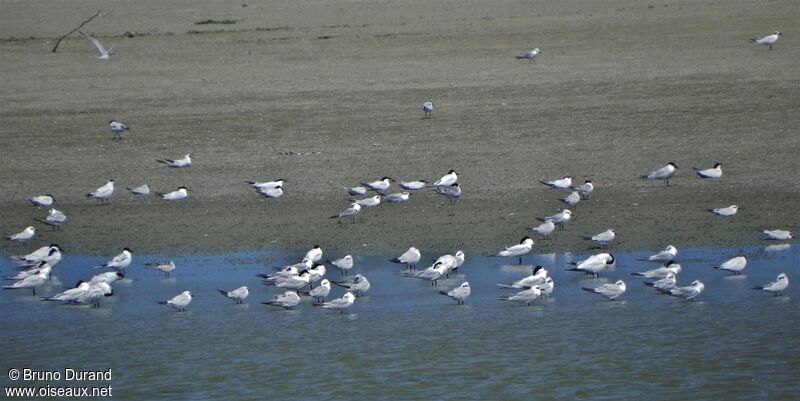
[51,9,108,53]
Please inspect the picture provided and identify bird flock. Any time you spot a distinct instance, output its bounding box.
[2,30,793,312]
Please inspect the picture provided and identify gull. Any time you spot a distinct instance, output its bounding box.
[644,272,677,292]
[263,271,311,291]
[562,191,581,207]
[641,162,678,186]
[2,270,49,295]
[95,248,133,273]
[761,229,794,241]
[5,262,51,281]
[390,247,421,271]
[540,176,572,190]
[34,208,67,230]
[396,180,428,191]
[304,245,324,264]
[332,274,371,297]
[345,186,367,196]
[710,205,738,217]
[360,177,391,193]
[632,260,681,279]
[314,291,355,313]
[300,279,331,302]
[108,120,129,139]
[433,170,458,187]
[422,101,434,118]
[499,285,542,305]
[156,154,192,168]
[86,179,114,204]
[354,195,381,208]
[693,163,722,179]
[327,255,354,276]
[29,195,56,207]
[78,30,114,59]
[217,286,250,304]
[44,281,91,303]
[582,229,616,248]
[12,244,61,265]
[331,202,361,223]
[144,260,176,278]
[440,281,471,305]
[538,209,572,230]
[89,271,125,285]
[159,291,193,312]
[516,48,542,62]
[714,256,747,275]
[436,183,461,204]
[78,282,113,307]
[385,192,410,203]
[404,262,447,286]
[262,291,301,309]
[566,253,615,277]
[637,245,678,262]
[539,277,555,297]
[582,280,627,301]
[571,180,594,199]
[668,280,705,301]
[491,236,534,264]
[246,179,286,190]
[498,265,548,289]
[156,186,190,201]
[750,31,782,50]
[531,220,556,239]
[127,184,151,195]
[7,226,36,244]
[752,273,789,296]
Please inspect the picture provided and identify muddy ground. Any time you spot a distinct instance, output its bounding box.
[1,0,798,257]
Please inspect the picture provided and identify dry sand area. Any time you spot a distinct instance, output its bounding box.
[1,0,798,256]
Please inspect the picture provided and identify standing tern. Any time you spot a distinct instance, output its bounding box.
[540,176,572,190]
[422,101,434,118]
[300,279,331,302]
[515,48,542,62]
[157,154,192,168]
[390,247,421,271]
[89,271,125,285]
[144,260,176,278]
[433,170,458,187]
[714,256,747,275]
[156,187,190,201]
[313,291,355,313]
[262,291,301,309]
[217,286,250,304]
[641,162,678,186]
[78,282,114,307]
[35,208,67,230]
[332,274,371,297]
[637,245,678,262]
[159,291,193,311]
[531,220,556,238]
[498,265,548,289]
[95,248,133,273]
[304,245,323,264]
[439,281,471,305]
[2,270,49,295]
[404,262,447,286]
[752,273,789,296]
[5,262,51,281]
[561,191,581,207]
[12,244,61,265]
[491,236,534,264]
[86,179,114,204]
[582,280,627,301]
[571,180,594,199]
[538,210,572,230]
[108,120,129,139]
[327,255,354,276]
[29,195,56,207]
[499,285,542,305]
[632,260,681,279]
[566,253,615,277]
[436,183,462,204]
[644,273,677,292]
[693,163,722,179]
[354,195,381,208]
[44,282,91,303]
[669,280,705,301]
[750,31,782,50]
[7,226,36,243]
[539,277,555,297]
[582,229,616,248]
[127,184,151,195]
[331,202,361,223]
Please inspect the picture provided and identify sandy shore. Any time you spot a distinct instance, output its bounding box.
[1,0,798,256]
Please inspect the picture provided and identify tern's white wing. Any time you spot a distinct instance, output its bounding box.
[79,30,108,55]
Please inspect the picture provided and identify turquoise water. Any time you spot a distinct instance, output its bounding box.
[1,245,798,400]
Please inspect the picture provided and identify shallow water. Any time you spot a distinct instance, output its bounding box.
[1,245,798,400]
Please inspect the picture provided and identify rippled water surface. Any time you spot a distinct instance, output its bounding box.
[2,245,798,400]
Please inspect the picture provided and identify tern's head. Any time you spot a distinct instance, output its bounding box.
[123,247,133,253]
[606,254,616,264]
[26,226,36,231]
[520,235,531,243]
[713,163,722,168]
[774,31,782,36]
[447,169,456,174]
[115,272,125,279]
[179,186,190,191]
[668,162,678,168]
[461,281,470,288]
[108,179,115,183]
[777,273,788,281]
[184,291,193,297]
[534,48,542,53]
[533,265,544,274]
[615,280,626,288]
[108,120,116,124]
[343,292,355,301]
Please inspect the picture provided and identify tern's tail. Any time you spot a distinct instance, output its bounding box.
[438,290,450,296]
[497,284,515,289]
[643,281,655,287]
[157,301,168,305]
[515,55,526,59]
[631,272,645,276]
[639,174,649,179]
[749,38,757,42]
[329,215,339,219]
[565,267,581,273]
[580,236,593,241]
[389,258,403,264]
[581,287,597,293]
[498,296,510,300]
[750,285,764,290]
[216,289,229,298]
[330,281,350,289]
[255,274,273,280]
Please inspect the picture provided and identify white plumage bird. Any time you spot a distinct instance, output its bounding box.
[86,179,114,204]
[752,273,789,296]
[157,154,192,168]
[217,286,249,304]
[439,281,471,305]
[159,291,193,311]
[582,280,627,301]
[750,31,782,50]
